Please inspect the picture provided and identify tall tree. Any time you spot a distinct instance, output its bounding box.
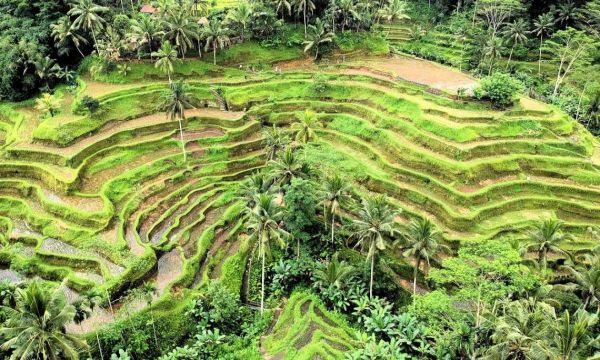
[295,0,316,37]
[51,16,89,57]
[543,28,595,96]
[313,252,356,289]
[556,1,581,28]
[262,125,291,161]
[32,56,61,90]
[273,0,293,21]
[476,0,523,40]
[0,281,88,360]
[338,0,357,32]
[152,41,180,83]
[560,257,600,311]
[163,10,197,58]
[545,309,600,359]
[350,195,400,298]
[399,218,449,303]
[501,18,528,69]
[201,19,231,65]
[526,218,569,272]
[129,15,163,59]
[158,81,193,163]
[245,193,289,313]
[303,19,335,61]
[532,12,555,75]
[268,147,310,187]
[318,174,352,244]
[380,0,410,26]
[226,2,254,42]
[68,0,109,55]
[290,110,322,144]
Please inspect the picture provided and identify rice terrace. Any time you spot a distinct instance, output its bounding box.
[0,0,599,359]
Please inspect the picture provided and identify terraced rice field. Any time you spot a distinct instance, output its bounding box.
[261,292,356,359]
[1,56,599,329]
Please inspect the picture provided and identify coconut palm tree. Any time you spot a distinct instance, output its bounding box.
[163,10,197,58]
[245,193,290,313]
[319,174,352,244]
[295,0,316,37]
[239,172,276,207]
[268,147,310,187]
[263,125,291,161]
[544,309,600,359]
[130,282,158,348]
[152,41,180,83]
[526,218,570,272]
[35,93,62,117]
[51,16,89,57]
[399,218,449,302]
[556,0,581,27]
[158,81,193,163]
[32,56,62,90]
[290,110,322,144]
[226,2,254,41]
[502,18,528,69]
[201,19,231,65]
[482,36,504,74]
[485,298,554,359]
[532,12,555,75]
[338,0,357,32]
[303,19,335,61]
[313,252,356,289]
[129,15,163,59]
[350,195,400,298]
[68,0,109,55]
[380,0,410,26]
[560,257,600,311]
[0,280,88,360]
[273,0,292,21]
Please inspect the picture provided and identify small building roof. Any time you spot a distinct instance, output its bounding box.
[197,17,209,26]
[140,4,157,14]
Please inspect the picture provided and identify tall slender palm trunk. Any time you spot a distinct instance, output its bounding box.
[369,254,375,298]
[261,244,266,313]
[96,333,104,360]
[538,35,543,75]
[178,118,187,163]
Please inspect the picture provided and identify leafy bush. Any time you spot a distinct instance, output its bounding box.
[474,73,523,109]
[78,95,100,114]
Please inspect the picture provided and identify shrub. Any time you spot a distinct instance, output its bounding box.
[474,73,523,109]
[79,95,100,114]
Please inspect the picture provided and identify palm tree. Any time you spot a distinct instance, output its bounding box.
[303,19,335,61]
[313,252,356,289]
[201,19,231,65]
[319,174,351,244]
[338,0,357,32]
[268,147,309,187]
[129,15,163,59]
[502,19,528,69]
[158,81,193,163]
[163,11,197,58]
[35,93,62,117]
[262,125,291,160]
[0,280,88,360]
[51,16,88,57]
[380,0,410,26]
[350,195,400,298]
[526,218,569,272]
[295,0,316,37]
[290,110,322,144]
[152,41,180,83]
[273,0,292,21]
[226,2,254,42]
[131,282,158,348]
[482,36,504,75]
[399,218,449,302]
[485,298,554,359]
[560,257,600,311]
[545,309,600,359]
[245,193,290,313]
[239,172,276,207]
[556,1,581,27]
[68,0,109,55]
[32,56,61,89]
[532,12,555,75]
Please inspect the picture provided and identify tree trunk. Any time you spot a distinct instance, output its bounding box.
[261,245,266,313]
[91,27,100,55]
[304,2,307,38]
[369,254,374,298]
[178,118,187,163]
[75,44,85,58]
[413,257,420,308]
[151,310,158,348]
[96,332,104,360]
[506,45,514,70]
[538,35,543,75]
[331,214,335,244]
[213,42,217,65]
